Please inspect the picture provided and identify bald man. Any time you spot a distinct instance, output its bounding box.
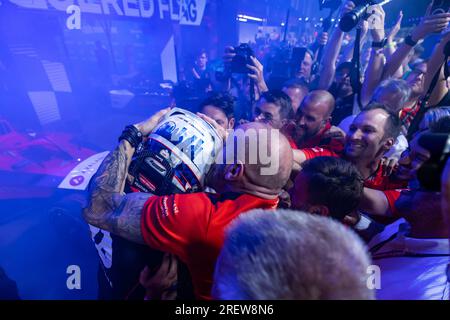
[83,112,293,300]
[285,90,345,150]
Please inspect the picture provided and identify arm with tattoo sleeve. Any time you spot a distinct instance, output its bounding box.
[83,108,170,244]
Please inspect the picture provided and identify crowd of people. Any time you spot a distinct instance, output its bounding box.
[83,1,450,300]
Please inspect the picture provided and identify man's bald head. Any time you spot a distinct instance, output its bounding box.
[294,90,335,144]
[210,122,292,196]
[301,90,335,118]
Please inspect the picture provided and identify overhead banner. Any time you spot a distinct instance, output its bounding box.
[8,0,206,25]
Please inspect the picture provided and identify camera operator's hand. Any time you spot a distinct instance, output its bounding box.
[368,5,386,42]
[134,107,171,137]
[247,56,269,94]
[411,3,450,42]
[223,46,235,68]
[339,1,356,21]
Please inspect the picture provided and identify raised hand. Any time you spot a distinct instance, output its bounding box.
[387,11,403,42]
[411,2,450,42]
[134,107,171,137]
[246,56,269,93]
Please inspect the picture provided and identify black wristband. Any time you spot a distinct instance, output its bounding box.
[118,125,143,150]
[404,35,418,47]
[371,38,387,48]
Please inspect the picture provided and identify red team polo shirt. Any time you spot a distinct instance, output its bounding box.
[286,122,344,155]
[301,147,408,214]
[140,192,279,300]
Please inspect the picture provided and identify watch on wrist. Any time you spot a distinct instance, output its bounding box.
[371,38,387,48]
[404,35,418,47]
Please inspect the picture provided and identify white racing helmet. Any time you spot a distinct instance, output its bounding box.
[127,108,223,195]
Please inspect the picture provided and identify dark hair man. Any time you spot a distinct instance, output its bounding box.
[253,90,293,129]
[199,92,235,129]
[290,156,364,221]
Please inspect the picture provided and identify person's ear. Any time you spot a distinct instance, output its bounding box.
[224,163,244,181]
[228,118,235,129]
[309,205,330,217]
[383,137,395,150]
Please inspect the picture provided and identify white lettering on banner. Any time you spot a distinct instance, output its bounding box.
[158,0,170,19]
[101,0,123,15]
[49,0,73,10]
[169,0,180,21]
[139,0,154,18]
[78,0,102,14]
[179,0,205,26]
[66,4,81,29]
[7,0,205,24]
[123,0,140,17]
[9,0,49,9]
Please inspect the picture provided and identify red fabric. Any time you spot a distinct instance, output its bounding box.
[288,136,299,149]
[400,101,421,131]
[301,147,339,160]
[364,166,408,191]
[382,189,406,216]
[140,192,279,300]
[298,122,332,149]
[300,147,408,191]
[284,122,344,155]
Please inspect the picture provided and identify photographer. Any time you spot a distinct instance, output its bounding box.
[223,45,269,99]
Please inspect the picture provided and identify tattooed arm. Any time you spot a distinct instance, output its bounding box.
[83,108,170,244]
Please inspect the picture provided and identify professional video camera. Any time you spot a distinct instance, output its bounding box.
[230,43,255,74]
[417,132,450,191]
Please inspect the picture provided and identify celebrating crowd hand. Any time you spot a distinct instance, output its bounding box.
[411,2,450,42]
[387,11,403,42]
[134,107,171,137]
[139,253,178,300]
[380,156,399,177]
